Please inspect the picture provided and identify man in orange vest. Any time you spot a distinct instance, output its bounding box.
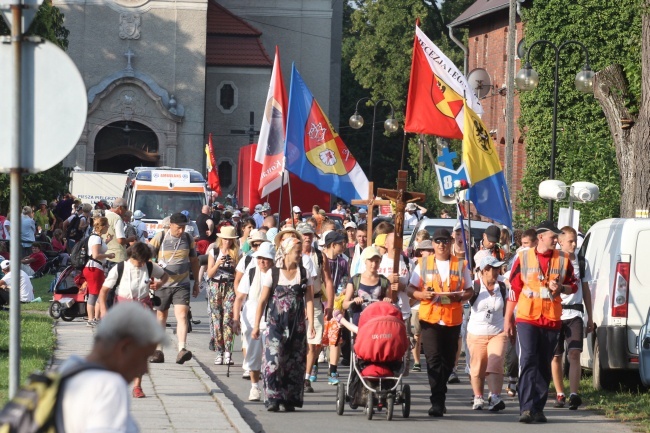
[407,228,473,417]
[504,221,578,424]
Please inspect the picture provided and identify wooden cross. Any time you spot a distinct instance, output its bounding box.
[351,181,390,244]
[377,170,425,298]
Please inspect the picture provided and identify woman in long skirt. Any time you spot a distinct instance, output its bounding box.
[253,236,315,412]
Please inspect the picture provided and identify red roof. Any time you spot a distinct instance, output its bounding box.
[206,1,272,67]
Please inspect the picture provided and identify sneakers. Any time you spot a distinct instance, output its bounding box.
[176,349,192,364]
[215,355,223,365]
[506,383,517,397]
[248,387,261,401]
[533,411,548,423]
[223,355,234,365]
[318,351,326,364]
[242,370,251,380]
[519,410,534,424]
[447,371,460,384]
[472,396,484,410]
[568,393,582,410]
[412,363,421,372]
[149,350,164,363]
[328,373,340,386]
[132,386,145,398]
[554,394,566,408]
[488,394,506,412]
[86,320,94,328]
[309,365,318,382]
[304,379,314,393]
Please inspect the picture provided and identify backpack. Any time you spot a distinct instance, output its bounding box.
[0,363,104,433]
[113,261,154,291]
[351,273,390,299]
[244,254,253,270]
[66,215,83,241]
[69,234,100,270]
[469,279,507,315]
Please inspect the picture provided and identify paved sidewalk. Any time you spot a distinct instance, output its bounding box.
[51,319,254,433]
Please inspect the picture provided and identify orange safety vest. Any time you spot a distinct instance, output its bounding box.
[516,248,568,321]
[417,255,465,326]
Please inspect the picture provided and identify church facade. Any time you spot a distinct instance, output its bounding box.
[55,0,343,196]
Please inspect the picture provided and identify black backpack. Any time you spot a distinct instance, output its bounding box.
[469,279,507,315]
[66,215,83,241]
[69,234,100,270]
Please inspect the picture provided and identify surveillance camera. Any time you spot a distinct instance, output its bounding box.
[571,182,599,203]
[538,180,567,201]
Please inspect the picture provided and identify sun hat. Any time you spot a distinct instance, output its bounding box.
[253,242,275,260]
[406,203,417,211]
[217,226,238,239]
[38,200,47,206]
[344,221,357,230]
[0,260,9,271]
[361,246,381,261]
[133,210,145,220]
[255,204,263,212]
[274,227,303,249]
[479,255,506,271]
[242,207,250,213]
[292,206,302,213]
[248,229,269,244]
[169,212,188,226]
[485,225,501,242]
[374,233,388,248]
[358,208,367,215]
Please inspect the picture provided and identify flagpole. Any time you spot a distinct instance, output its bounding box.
[287,171,295,228]
[278,169,285,227]
[400,131,408,170]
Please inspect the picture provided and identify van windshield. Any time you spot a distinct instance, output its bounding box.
[134,191,205,220]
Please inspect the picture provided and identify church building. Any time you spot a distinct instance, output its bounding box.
[54,0,343,196]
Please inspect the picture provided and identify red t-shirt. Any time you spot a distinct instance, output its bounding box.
[28,252,47,272]
[508,248,578,330]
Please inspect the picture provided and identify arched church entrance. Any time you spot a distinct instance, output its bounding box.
[94,121,159,172]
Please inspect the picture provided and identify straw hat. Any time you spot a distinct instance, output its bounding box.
[217,226,238,239]
[248,229,269,244]
[274,227,303,249]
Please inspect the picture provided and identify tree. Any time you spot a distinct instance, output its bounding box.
[0,0,71,213]
[516,0,641,228]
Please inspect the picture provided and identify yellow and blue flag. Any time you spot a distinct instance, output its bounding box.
[462,100,513,228]
[284,64,369,202]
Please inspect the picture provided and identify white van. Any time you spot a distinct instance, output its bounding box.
[578,218,650,389]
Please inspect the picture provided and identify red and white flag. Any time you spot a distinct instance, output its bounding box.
[205,133,222,196]
[255,46,288,197]
[404,22,483,139]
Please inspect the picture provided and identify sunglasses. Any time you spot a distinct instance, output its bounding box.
[251,242,262,248]
[434,239,450,245]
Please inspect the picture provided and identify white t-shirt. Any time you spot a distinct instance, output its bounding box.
[86,234,108,269]
[303,250,321,294]
[1,270,34,302]
[467,280,505,336]
[560,255,583,320]
[56,356,139,433]
[235,254,256,275]
[237,268,270,330]
[404,212,419,230]
[377,254,411,319]
[103,260,166,300]
[3,219,10,240]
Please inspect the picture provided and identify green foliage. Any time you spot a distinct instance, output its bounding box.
[0,164,70,214]
[0,0,69,49]
[517,0,642,229]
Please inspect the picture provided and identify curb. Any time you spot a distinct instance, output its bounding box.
[190,359,255,433]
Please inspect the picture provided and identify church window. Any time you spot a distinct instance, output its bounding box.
[218,160,233,188]
[217,81,238,114]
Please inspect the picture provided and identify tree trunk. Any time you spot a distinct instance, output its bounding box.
[593,6,650,217]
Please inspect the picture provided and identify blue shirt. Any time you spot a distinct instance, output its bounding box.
[20,216,36,246]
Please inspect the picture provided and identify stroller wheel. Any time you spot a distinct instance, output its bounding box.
[336,383,345,416]
[386,395,394,421]
[365,397,374,420]
[49,301,62,319]
[401,384,411,418]
[61,309,75,322]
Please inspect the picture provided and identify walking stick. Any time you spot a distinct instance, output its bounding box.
[226,337,235,377]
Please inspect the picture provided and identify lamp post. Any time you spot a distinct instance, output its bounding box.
[349,97,399,182]
[515,40,595,220]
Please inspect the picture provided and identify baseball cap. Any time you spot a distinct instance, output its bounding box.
[432,228,452,241]
[324,231,346,246]
[361,246,381,261]
[0,260,9,271]
[344,221,357,230]
[453,221,469,232]
[536,220,562,235]
[358,208,367,215]
[133,210,145,220]
[292,206,302,213]
[169,212,188,226]
[479,255,505,271]
[374,233,388,248]
[232,210,241,218]
[415,240,434,250]
[180,210,190,219]
[485,225,501,242]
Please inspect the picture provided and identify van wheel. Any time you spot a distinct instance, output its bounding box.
[593,339,617,391]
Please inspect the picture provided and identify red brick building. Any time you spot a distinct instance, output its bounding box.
[450,0,527,211]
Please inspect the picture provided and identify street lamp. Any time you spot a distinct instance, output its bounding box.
[539,180,599,228]
[516,40,595,220]
[349,97,399,181]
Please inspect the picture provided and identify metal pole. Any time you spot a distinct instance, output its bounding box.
[568,185,575,228]
[504,0,516,191]
[277,168,285,227]
[9,1,23,399]
[369,102,377,182]
[548,48,560,221]
[287,172,295,228]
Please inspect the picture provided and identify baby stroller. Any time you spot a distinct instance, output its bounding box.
[48,266,88,321]
[336,302,411,420]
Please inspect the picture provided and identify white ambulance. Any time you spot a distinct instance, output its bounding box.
[123,167,208,238]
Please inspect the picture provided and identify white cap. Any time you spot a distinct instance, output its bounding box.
[318,230,333,246]
[133,210,145,220]
[292,206,302,213]
[0,260,9,270]
[344,221,357,230]
[233,210,241,218]
[253,242,275,260]
[406,203,417,211]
